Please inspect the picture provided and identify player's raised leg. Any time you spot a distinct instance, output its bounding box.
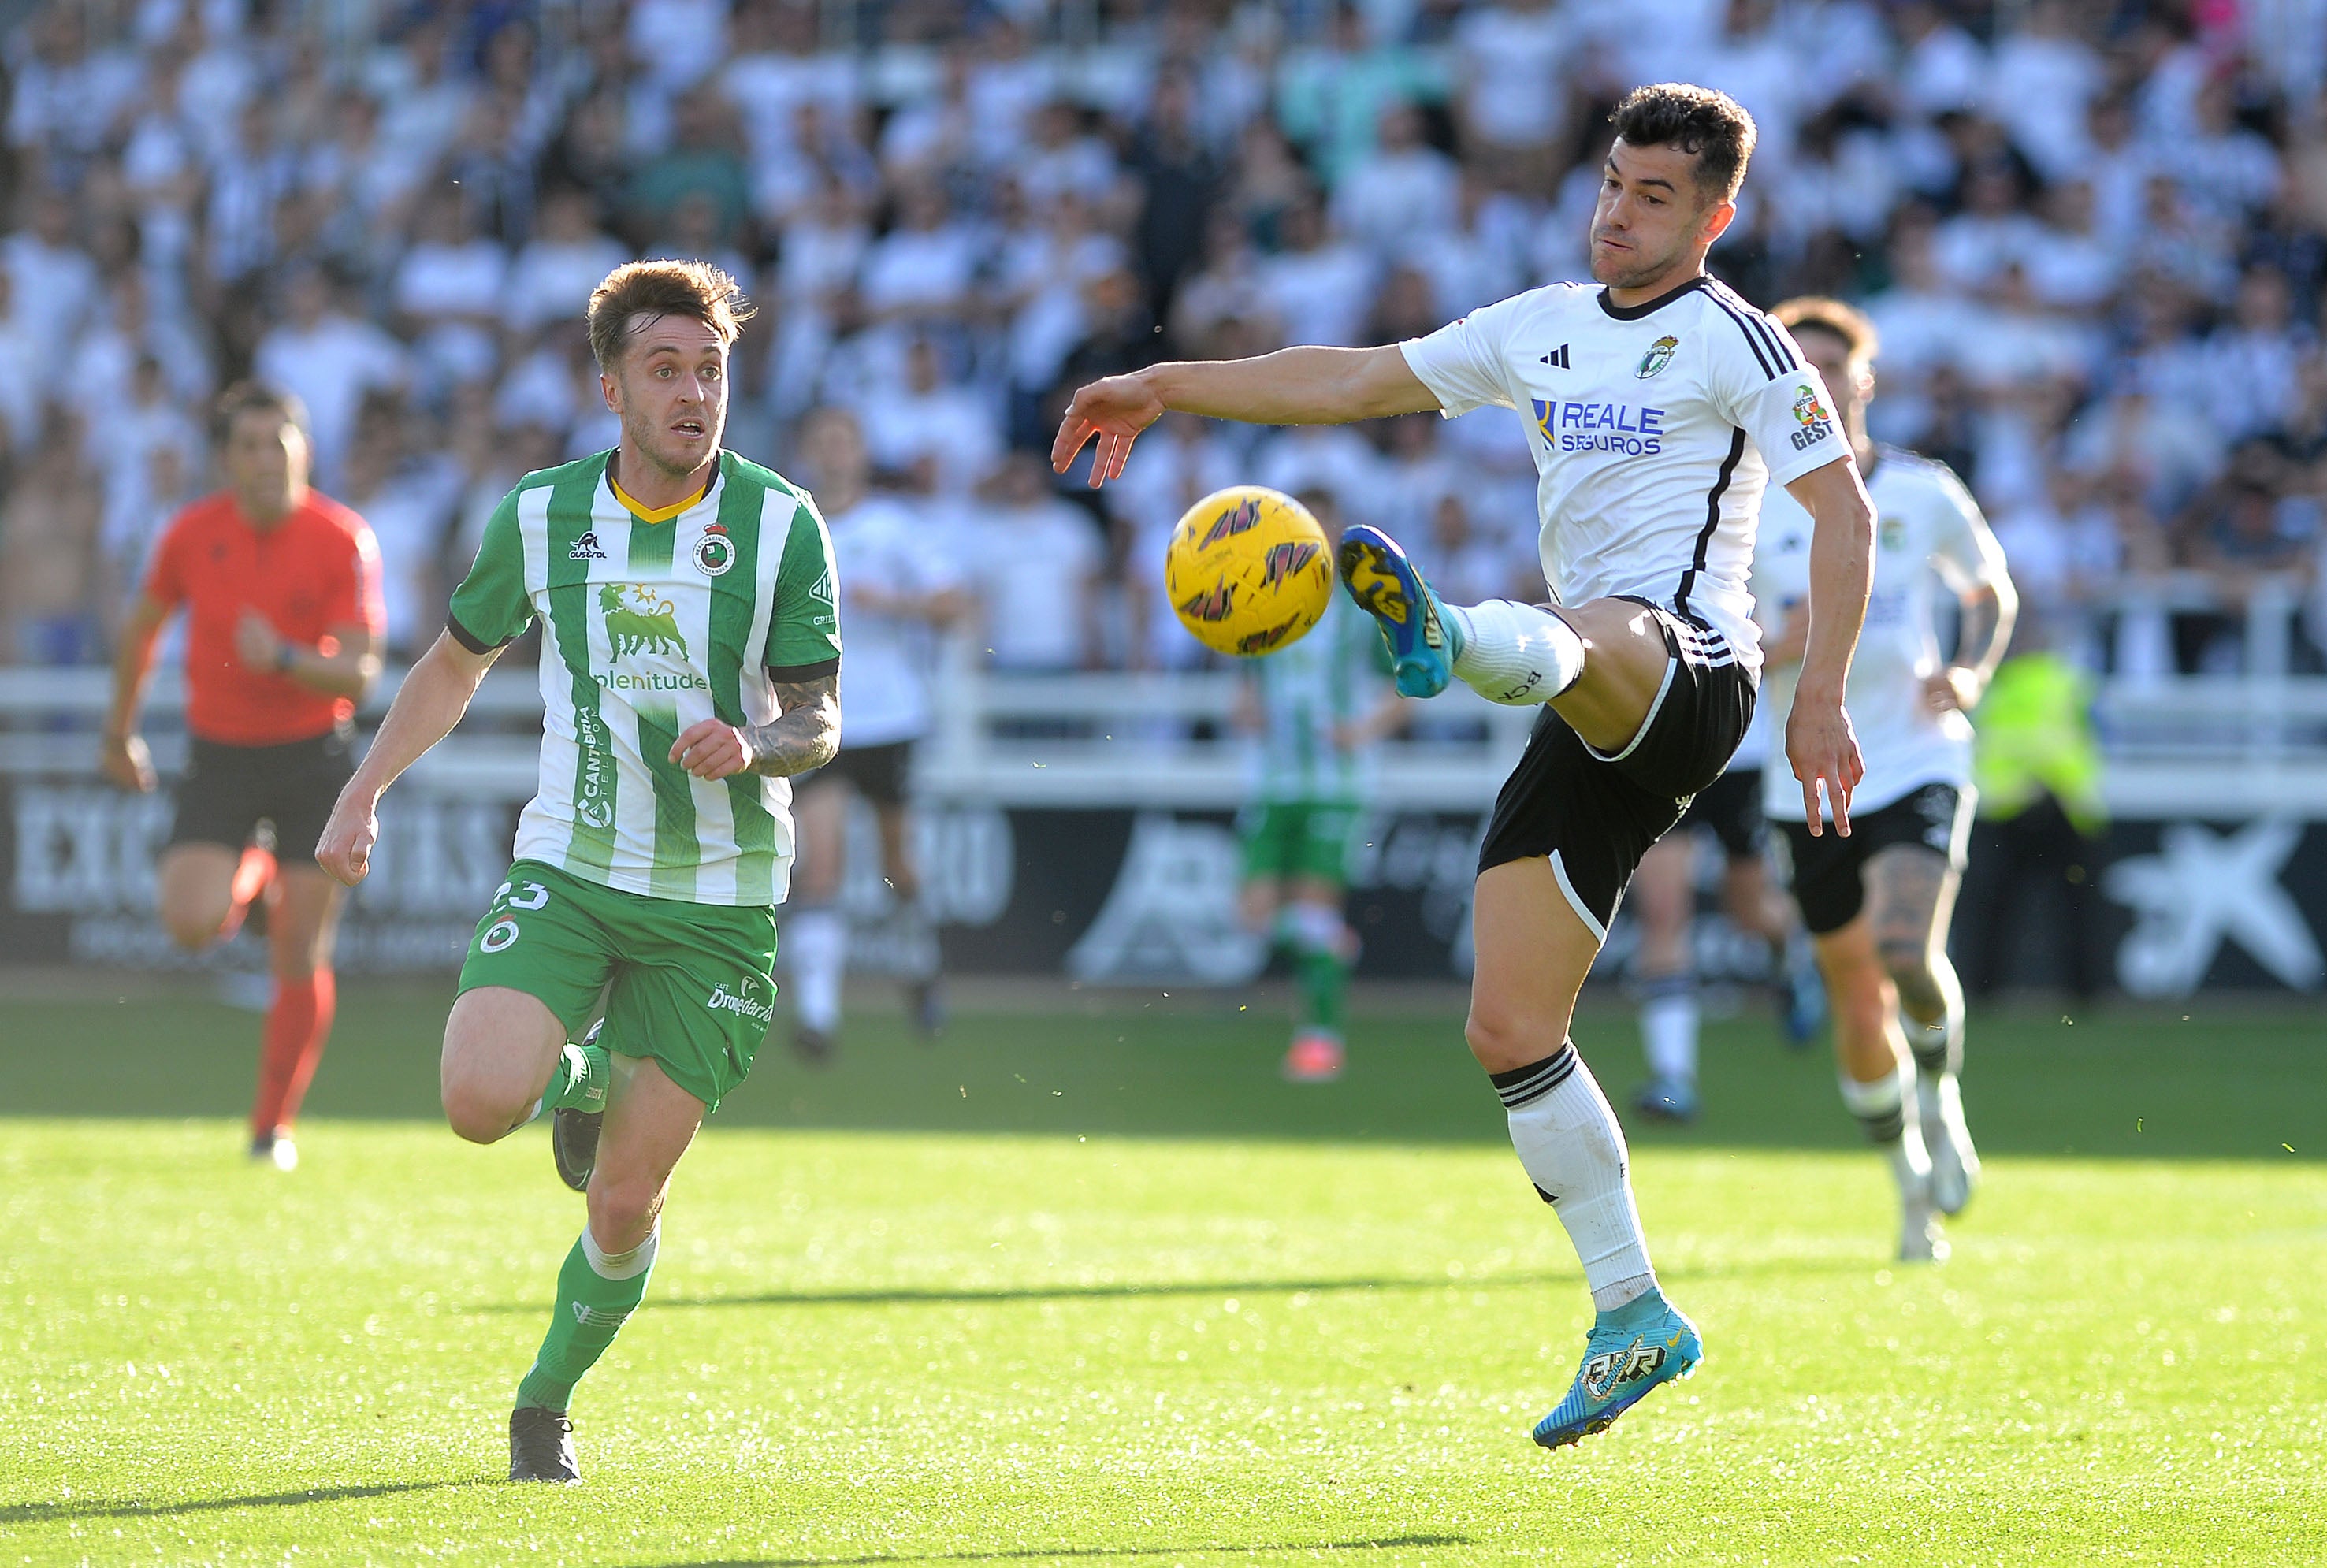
[1866,842,1979,1214]
[1813,914,1943,1261]
[511,1053,702,1483]
[1469,856,1701,1448]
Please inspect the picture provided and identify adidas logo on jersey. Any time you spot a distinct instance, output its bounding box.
[1539,344,1571,368]
[569,530,607,561]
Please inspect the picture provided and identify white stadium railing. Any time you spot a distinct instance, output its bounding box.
[4,633,2325,816]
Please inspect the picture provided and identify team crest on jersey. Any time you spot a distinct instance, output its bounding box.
[569,530,606,561]
[1635,335,1679,379]
[1179,582,1236,622]
[692,521,736,577]
[1879,515,1906,552]
[1259,540,1321,589]
[1197,497,1262,549]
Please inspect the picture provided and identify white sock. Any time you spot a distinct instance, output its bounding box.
[1838,1061,1931,1198]
[1495,1043,1658,1313]
[1445,599,1586,706]
[1638,975,1698,1083]
[786,905,847,1033]
[1904,997,1962,1129]
[581,1221,659,1280]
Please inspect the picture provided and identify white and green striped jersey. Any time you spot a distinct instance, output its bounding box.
[1248,594,1396,805]
[448,450,842,908]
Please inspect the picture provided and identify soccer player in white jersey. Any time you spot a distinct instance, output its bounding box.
[1626,708,1825,1124]
[1056,84,1877,1450]
[314,262,842,1482]
[785,406,966,1061]
[1753,295,2017,1262]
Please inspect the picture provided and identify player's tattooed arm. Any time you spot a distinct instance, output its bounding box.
[745,673,842,777]
[667,674,841,781]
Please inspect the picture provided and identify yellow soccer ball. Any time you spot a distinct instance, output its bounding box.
[1164,485,1334,656]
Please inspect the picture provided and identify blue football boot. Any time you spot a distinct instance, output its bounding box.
[1532,1288,1703,1450]
[1336,526,1459,698]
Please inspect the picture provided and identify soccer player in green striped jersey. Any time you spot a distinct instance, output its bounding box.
[315,261,841,1484]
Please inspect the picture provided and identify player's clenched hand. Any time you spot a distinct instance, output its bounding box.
[1051,371,1163,488]
[100,730,156,793]
[1921,667,1981,714]
[671,719,753,780]
[1786,694,1864,839]
[315,790,380,886]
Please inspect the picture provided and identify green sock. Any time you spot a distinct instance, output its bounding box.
[1295,942,1348,1037]
[545,1038,608,1114]
[515,1224,658,1413]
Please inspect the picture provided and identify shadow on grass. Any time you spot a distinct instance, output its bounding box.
[654,1537,1468,1567]
[461,1254,1872,1316]
[0,1478,480,1524]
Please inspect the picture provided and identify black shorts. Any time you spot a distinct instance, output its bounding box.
[806,739,913,806]
[1478,600,1756,940]
[168,726,356,862]
[1778,781,1974,934]
[1677,766,1767,860]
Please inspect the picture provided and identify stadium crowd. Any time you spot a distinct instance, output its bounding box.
[1,0,2325,681]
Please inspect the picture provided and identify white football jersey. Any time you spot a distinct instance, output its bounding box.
[1400,274,1853,671]
[824,493,958,749]
[1753,447,2009,819]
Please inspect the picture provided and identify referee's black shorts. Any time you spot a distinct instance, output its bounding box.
[801,738,913,807]
[1478,599,1756,942]
[167,726,355,862]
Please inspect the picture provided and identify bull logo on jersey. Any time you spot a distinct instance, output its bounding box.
[1259,540,1321,589]
[600,583,687,657]
[1790,382,1836,451]
[692,522,735,578]
[1179,582,1236,623]
[1635,335,1679,379]
[1197,496,1262,549]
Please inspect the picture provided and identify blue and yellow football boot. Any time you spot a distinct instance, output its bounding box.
[1336,526,1459,698]
[1532,1288,1703,1450]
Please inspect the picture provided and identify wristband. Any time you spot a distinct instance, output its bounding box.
[275,642,298,674]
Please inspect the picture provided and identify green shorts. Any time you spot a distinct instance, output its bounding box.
[1240,801,1362,885]
[456,859,779,1114]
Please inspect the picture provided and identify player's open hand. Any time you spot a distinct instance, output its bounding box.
[100,730,156,793]
[671,718,753,781]
[1051,371,1164,488]
[315,790,380,886]
[1785,695,1864,838]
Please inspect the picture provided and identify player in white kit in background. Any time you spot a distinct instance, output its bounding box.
[786,407,968,1062]
[1752,297,2017,1262]
[1054,85,1877,1450]
[1626,700,1825,1125]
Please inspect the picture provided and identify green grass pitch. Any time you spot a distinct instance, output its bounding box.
[3,980,2324,1565]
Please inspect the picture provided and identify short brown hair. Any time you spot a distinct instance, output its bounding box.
[1771,295,1880,365]
[1611,84,1758,202]
[212,380,310,446]
[586,259,754,370]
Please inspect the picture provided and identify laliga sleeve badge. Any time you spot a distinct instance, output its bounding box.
[693,521,736,577]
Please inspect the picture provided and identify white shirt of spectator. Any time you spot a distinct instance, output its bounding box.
[1753,447,2007,818]
[970,499,1103,671]
[826,493,961,748]
[505,230,627,333]
[1452,3,1572,147]
[253,310,408,481]
[1399,275,1852,672]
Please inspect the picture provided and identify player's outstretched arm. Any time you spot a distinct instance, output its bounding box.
[1051,346,1440,487]
[669,671,840,782]
[1782,455,1875,838]
[315,631,499,886]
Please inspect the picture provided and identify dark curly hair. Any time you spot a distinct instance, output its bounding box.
[1610,84,1759,203]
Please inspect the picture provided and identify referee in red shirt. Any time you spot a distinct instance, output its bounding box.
[102,382,386,1170]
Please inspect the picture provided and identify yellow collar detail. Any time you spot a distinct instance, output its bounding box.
[609,471,712,524]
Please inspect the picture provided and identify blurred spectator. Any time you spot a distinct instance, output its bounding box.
[254,269,409,486]
[0,409,104,665]
[968,452,1102,672]
[393,188,510,397]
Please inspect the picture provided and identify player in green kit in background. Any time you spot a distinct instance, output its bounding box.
[314,261,841,1483]
[1236,491,1406,1083]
